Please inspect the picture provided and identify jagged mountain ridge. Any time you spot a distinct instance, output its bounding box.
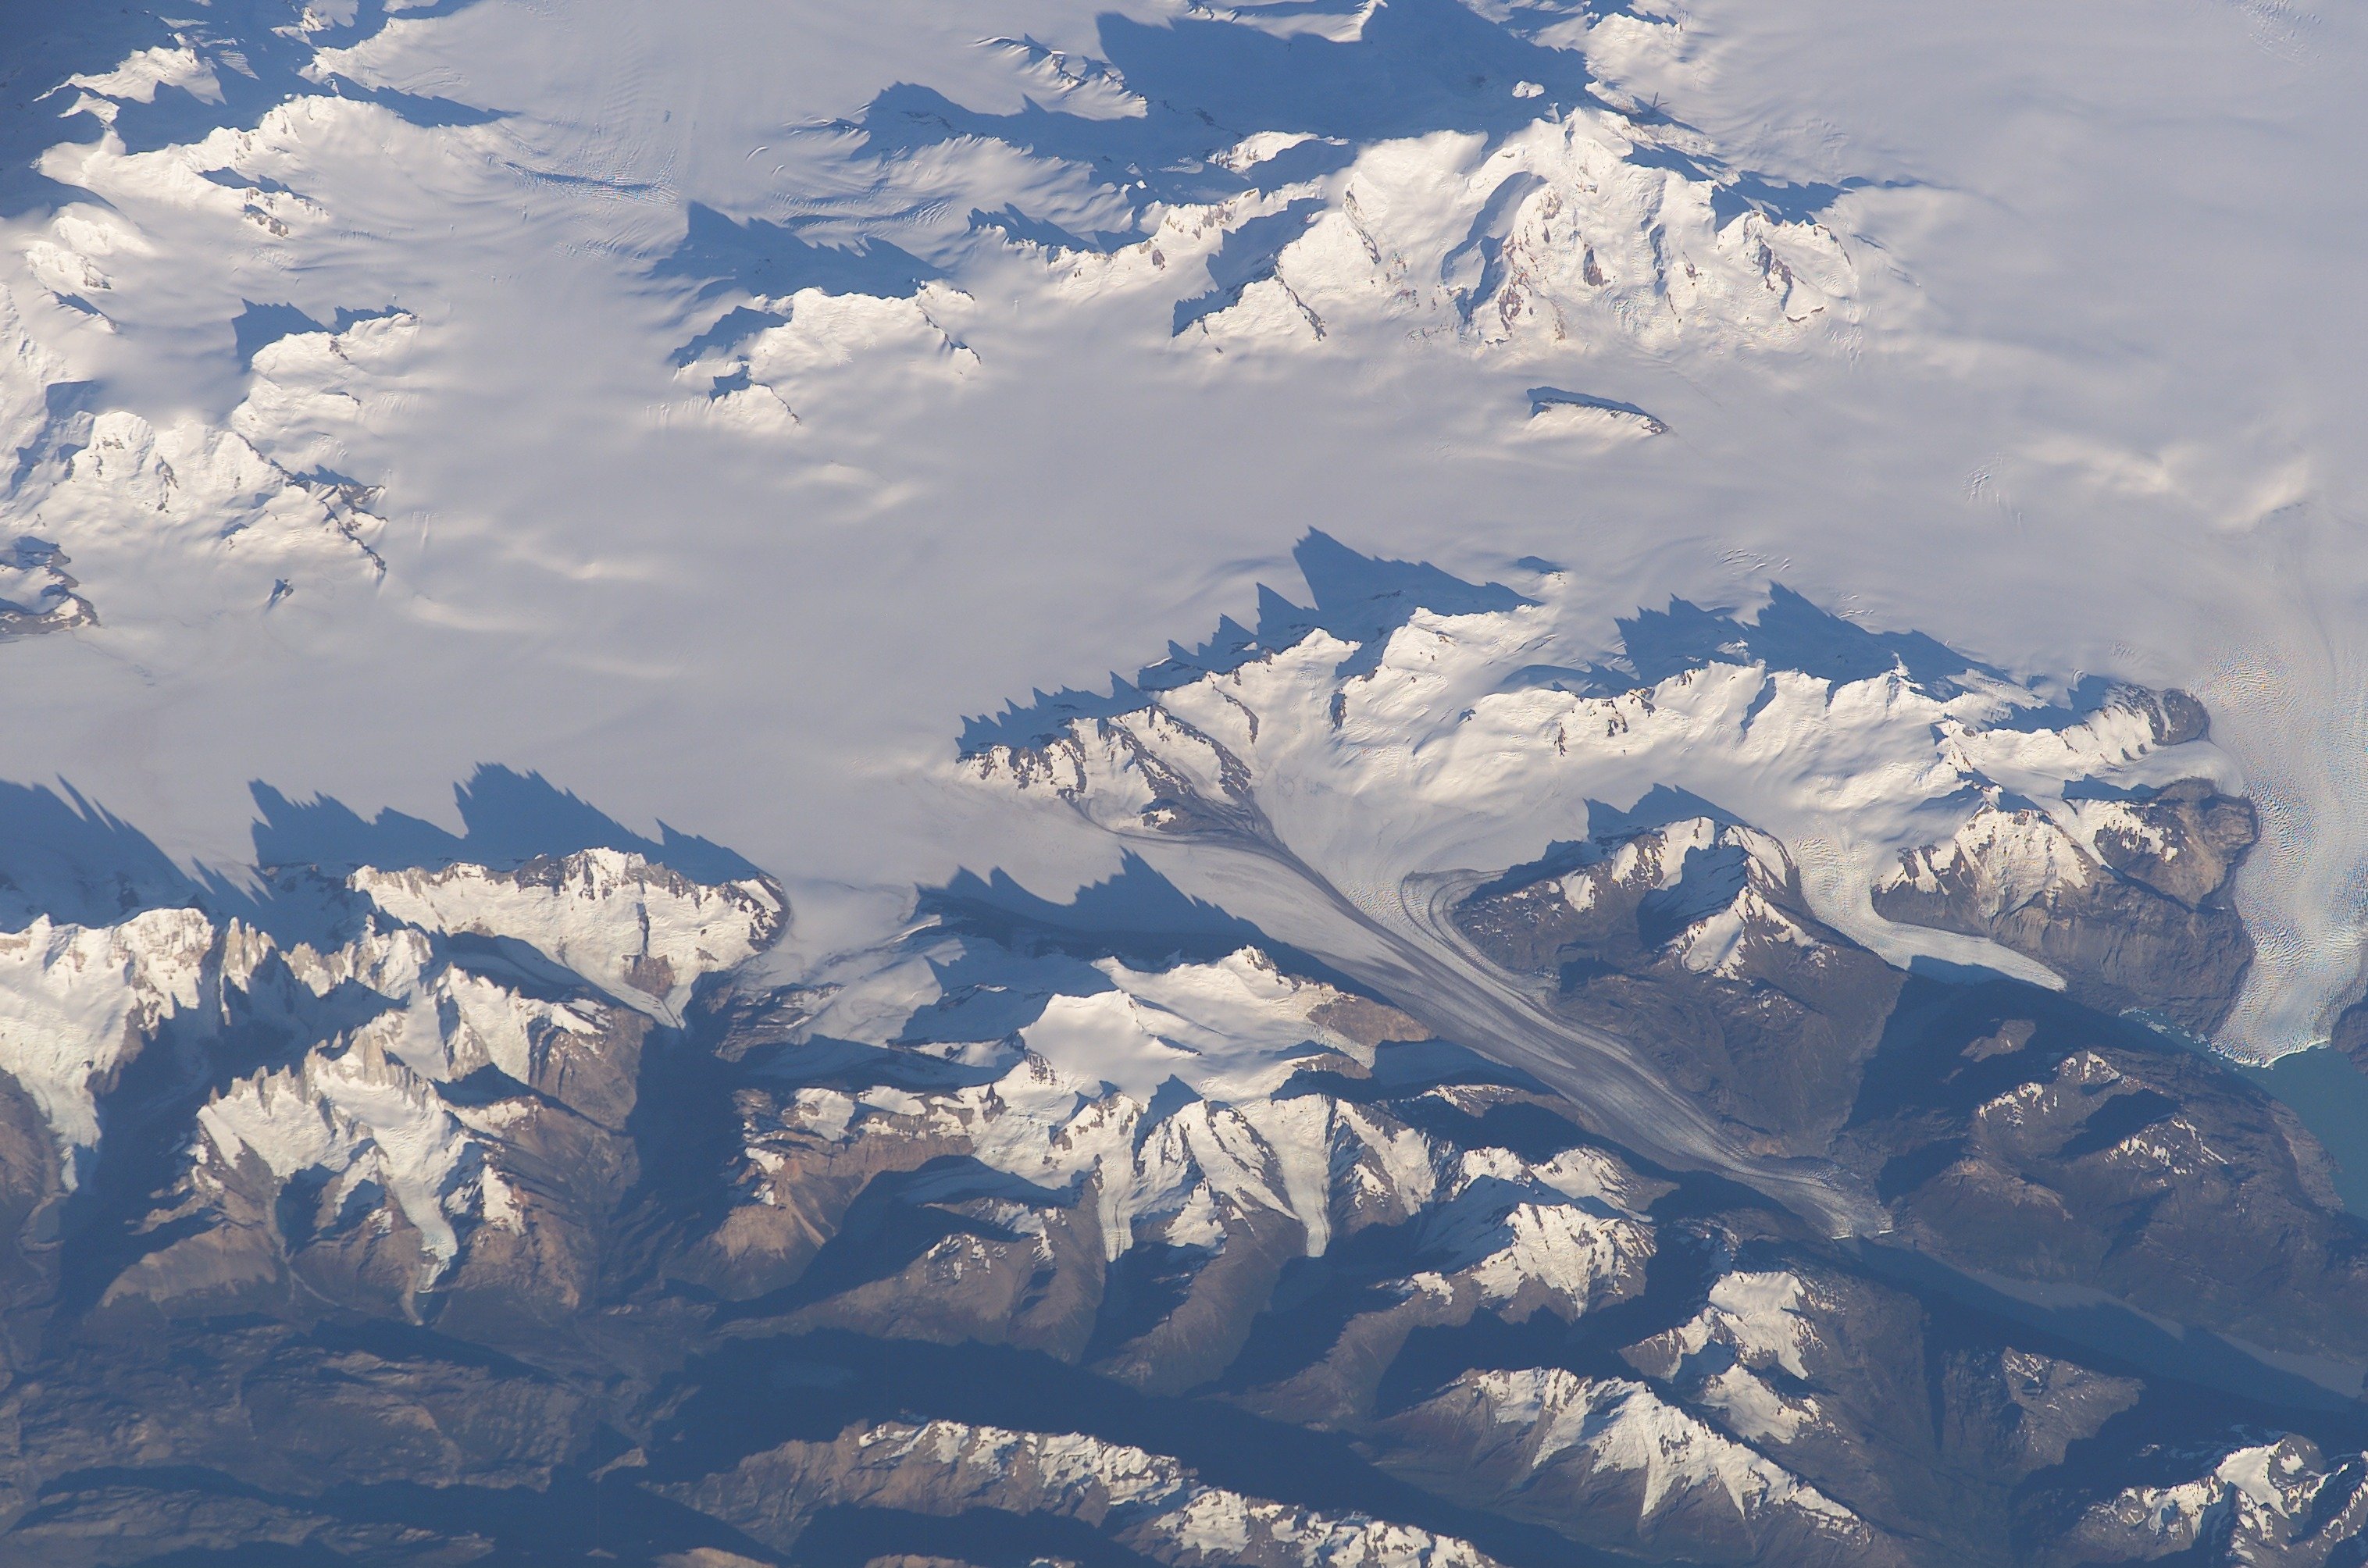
[5,0,1861,615]
[961,541,2260,1233]
[0,3,2358,1564]
[0,558,2354,1566]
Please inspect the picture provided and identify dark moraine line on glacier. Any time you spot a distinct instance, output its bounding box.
[1109,799,1888,1239]
[1377,864,1883,1236]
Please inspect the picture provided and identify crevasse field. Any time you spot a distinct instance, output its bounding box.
[2,0,2362,1058]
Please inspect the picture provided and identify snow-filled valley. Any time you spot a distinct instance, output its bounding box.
[0,0,2363,1056]
[4,0,2368,1562]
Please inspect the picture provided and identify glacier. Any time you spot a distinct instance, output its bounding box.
[0,0,2363,1059]
[2,1,2368,1559]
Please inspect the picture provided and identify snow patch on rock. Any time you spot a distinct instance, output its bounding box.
[2072,1433,2368,1562]
[965,588,2232,1007]
[736,932,1653,1285]
[0,908,212,1180]
[1458,1366,1865,1532]
[353,849,785,1024]
[730,1417,1503,1566]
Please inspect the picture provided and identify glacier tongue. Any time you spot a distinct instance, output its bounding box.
[965,586,2237,996]
[0,752,2350,1565]
[957,576,2258,1231]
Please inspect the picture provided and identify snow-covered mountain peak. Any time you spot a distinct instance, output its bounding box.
[2071,1432,2368,1563]
[0,0,2360,1559]
[0,843,788,1303]
[618,0,1874,431]
[0,289,392,628]
[1017,946,1372,1103]
[965,563,2241,1021]
[351,847,786,1025]
[0,905,212,1178]
[697,1416,1506,1568]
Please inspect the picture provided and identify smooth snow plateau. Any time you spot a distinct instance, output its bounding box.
[0,0,2363,1057]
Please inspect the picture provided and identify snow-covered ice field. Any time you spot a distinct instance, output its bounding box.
[1,0,2363,1057]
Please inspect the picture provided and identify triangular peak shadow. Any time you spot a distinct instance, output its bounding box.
[822,0,1859,281]
[1598,586,2004,697]
[0,780,210,932]
[1977,673,2149,735]
[0,764,770,941]
[1093,0,1595,147]
[248,764,764,885]
[230,302,412,371]
[960,531,2086,755]
[1172,196,1331,334]
[890,942,1124,1052]
[1585,784,1746,839]
[836,0,1608,231]
[921,850,1365,994]
[962,529,1531,750]
[26,0,496,176]
[1283,529,1533,674]
[1467,785,1745,899]
[1172,528,1532,686]
[958,679,1154,754]
[656,202,943,305]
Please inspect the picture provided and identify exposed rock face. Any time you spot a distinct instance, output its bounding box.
[0,538,94,638]
[1382,1363,1884,1566]
[680,1419,1503,1568]
[0,850,783,1340]
[0,824,2350,1567]
[1457,816,1906,1149]
[647,935,1927,1566]
[0,589,2337,1566]
[2092,777,2256,904]
[1439,798,2327,1386]
[351,849,786,1026]
[1935,1345,2143,1485]
[1834,987,2368,1366]
[2133,686,2213,747]
[1874,779,2258,1033]
[2056,1433,2368,1566]
[690,945,1664,1395]
[1446,816,2368,1371]
[2326,996,2368,1073]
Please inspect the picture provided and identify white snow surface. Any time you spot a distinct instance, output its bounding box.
[0,907,212,1180]
[0,848,772,1281]
[756,930,1657,1281]
[828,1419,1501,1566]
[351,848,784,1024]
[1671,1271,1821,1380]
[1,0,2365,1057]
[968,614,2218,1000]
[1457,1364,1864,1534]
[198,1031,491,1268]
[1015,947,1345,1103]
[962,629,2234,1228]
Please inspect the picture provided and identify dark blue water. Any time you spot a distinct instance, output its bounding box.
[2238,1046,2368,1217]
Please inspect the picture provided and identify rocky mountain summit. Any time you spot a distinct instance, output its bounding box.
[0,561,2354,1567]
[0,0,2356,1557]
